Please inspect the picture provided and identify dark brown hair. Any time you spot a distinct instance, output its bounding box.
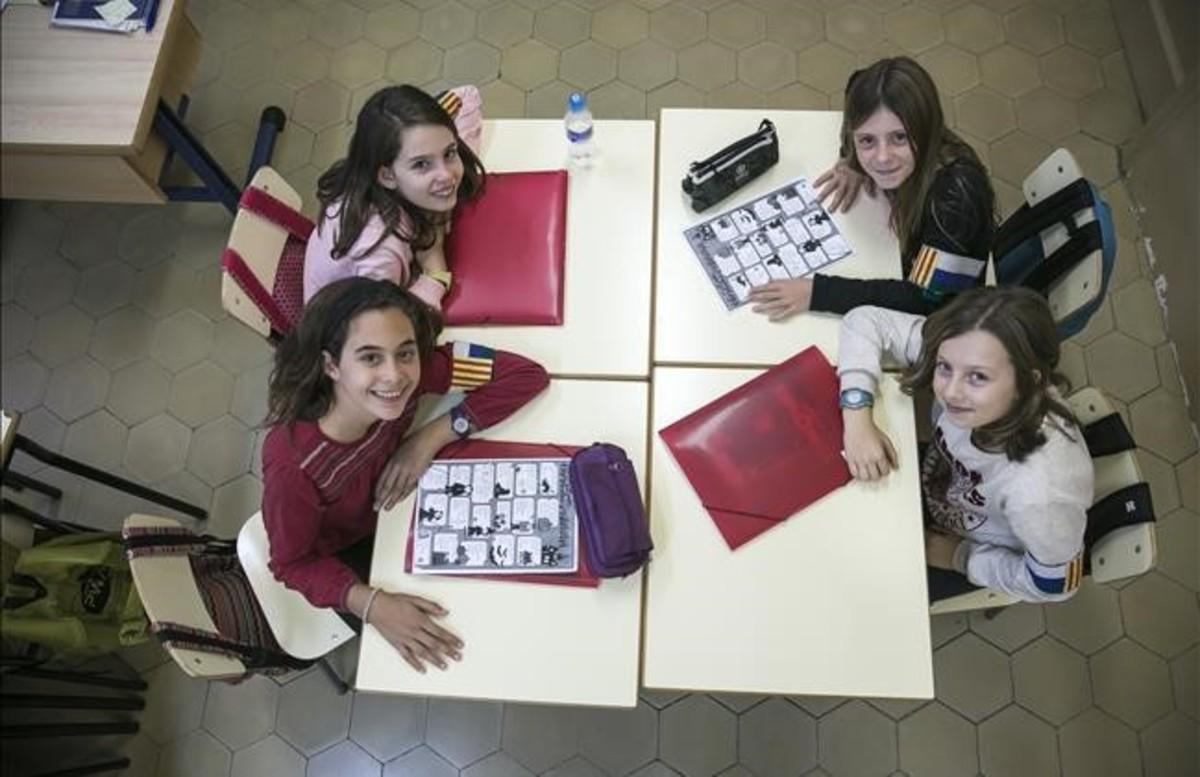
[840,57,987,259]
[265,278,442,427]
[316,85,485,263]
[901,286,1076,462]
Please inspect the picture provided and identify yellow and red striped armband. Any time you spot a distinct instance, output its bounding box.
[450,342,494,391]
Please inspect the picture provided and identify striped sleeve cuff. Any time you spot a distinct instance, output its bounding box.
[450,342,495,391]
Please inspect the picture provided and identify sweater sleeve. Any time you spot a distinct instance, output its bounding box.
[837,306,925,394]
[811,274,942,315]
[419,342,550,429]
[262,454,360,610]
[450,85,483,154]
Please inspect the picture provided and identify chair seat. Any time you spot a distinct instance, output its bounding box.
[237,512,355,661]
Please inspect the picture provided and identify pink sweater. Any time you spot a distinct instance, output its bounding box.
[303,85,483,309]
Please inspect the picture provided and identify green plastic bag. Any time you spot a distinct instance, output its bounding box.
[1,533,148,655]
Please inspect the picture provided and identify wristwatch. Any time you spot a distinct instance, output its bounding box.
[449,404,471,439]
[838,388,875,410]
[427,270,453,290]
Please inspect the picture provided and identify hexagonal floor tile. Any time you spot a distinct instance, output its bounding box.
[444,41,502,85]
[1132,390,1198,464]
[275,41,333,91]
[275,667,353,755]
[155,729,231,777]
[945,3,1003,54]
[384,745,456,777]
[151,311,214,373]
[16,256,78,316]
[76,262,136,318]
[1120,573,1200,658]
[1060,708,1143,777]
[231,735,305,777]
[1092,638,1175,728]
[168,361,234,428]
[933,633,1012,722]
[2,354,48,413]
[795,42,859,97]
[500,704,578,773]
[125,414,191,483]
[186,415,254,488]
[588,80,646,119]
[970,602,1045,652]
[425,698,502,769]
[534,3,589,50]
[1084,331,1159,402]
[659,695,736,776]
[63,409,127,473]
[1079,88,1143,145]
[917,44,980,97]
[44,357,111,422]
[1005,4,1065,55]
[884,6,944,54]
[738,41,795,93]
[956,87,1016,141]
[1141,711,1198,777]
[1016,87,1080,141]
[649,3,705,49]
[979,44,1041,97]
[898,702,978,777]
[1045,578,1124,654]
[738,697,817,777]
[591,2,648,49]
[311,1,366,49]
[559,41,618,90]
[979,706,1059,777]
[619,39,675,91]
[1012,635,1091,724]
[330,40,387,90]
[818,700,897,777]
[293,80,352,132]
[209,474,262,538]
[1040,46,1104,99]
[462,752,534,777]
[202,674,279,751]
[709,2,765,49]
[31,305,93,368]
[577,701,658,776]
[677,41,735,90]
[478,2,533,49]
[105,352,171,425]
[501,39,560,90]
[309,740,381,777]
[141,662,209,745]
[1155,509,1199,592]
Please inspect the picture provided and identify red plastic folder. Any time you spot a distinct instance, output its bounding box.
[658,347,852,550]
[403,439,600,587]
[443,170,568,326]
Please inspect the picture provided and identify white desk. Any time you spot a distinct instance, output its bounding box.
[655,109,901,368]
[644,367,933,699]
[357,379,648,706]
[447,120,656,380]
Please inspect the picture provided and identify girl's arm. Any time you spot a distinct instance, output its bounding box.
[373,343,550,509]
[837,306,924,481]
[349,217,447,310]
[262,460,361,610]
[953,502,1088,603]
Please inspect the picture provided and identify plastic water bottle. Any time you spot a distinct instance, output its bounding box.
[564,91,594,167]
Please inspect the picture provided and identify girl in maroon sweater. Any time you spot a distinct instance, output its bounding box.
[262,277,549,672]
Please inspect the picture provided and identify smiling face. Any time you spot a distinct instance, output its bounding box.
[852,106,916,192]
[933,329,1020,430]
[322,308,422,439]
[377,123,463,213]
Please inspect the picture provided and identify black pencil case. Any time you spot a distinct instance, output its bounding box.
[681,119,779,212]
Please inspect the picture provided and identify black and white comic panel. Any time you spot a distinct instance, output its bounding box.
[412,458,578,574]
[683,177,854,310]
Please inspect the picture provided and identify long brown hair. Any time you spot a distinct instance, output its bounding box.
[840,57,988,259]
[265,278,442,427]
[316,85,485,262]
[901,286,1076,462]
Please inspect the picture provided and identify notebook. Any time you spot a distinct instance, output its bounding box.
[51,0,159,32]
[403,440,600,588]
[658,347,851,550]
[443,170,568,326]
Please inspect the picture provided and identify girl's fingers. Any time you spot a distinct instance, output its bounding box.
[399,645,425,673]
[410,595,448,616]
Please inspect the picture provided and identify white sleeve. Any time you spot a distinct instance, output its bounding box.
[958,500,1088,603]
[837,306,925,394]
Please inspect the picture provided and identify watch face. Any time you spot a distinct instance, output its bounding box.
[452,414,470,436]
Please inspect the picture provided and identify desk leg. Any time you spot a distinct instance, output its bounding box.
[2,471,63,500]
[32,757,132,777]
[12,436,208,521]
[154,99,241,214]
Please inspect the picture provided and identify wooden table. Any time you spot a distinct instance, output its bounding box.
[643,367,934,699]
[0,0,199,203]
[357,379,648,706]
[654,109,902,368]
[446,120,656,380]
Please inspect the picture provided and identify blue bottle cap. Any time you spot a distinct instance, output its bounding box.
[568,91,586,111]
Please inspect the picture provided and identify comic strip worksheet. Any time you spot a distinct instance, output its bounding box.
[411,457,578,575]
[682,177,854,310]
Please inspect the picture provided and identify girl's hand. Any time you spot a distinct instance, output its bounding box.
[374,421,454,511]
[369,591,463,672]
[747,278,813,321]
[415,222,448,274]
[814,159,874,213]
[842,409,897,481]
[924,530,961,570]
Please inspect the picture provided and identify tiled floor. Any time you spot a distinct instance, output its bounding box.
[1,0,1197,775]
